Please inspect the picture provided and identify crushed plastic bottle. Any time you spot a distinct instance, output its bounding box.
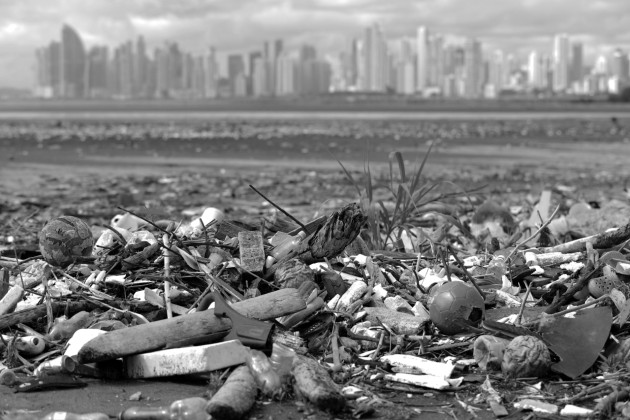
[42,413,110,420]
[269,231,306,261]
[118,397,209,420]
[268,342,296,381]
[245,349,282,396]
[47,311,92,341]
[485,255,507,284]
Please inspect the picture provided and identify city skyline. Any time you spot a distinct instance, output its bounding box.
[2,0,630,89]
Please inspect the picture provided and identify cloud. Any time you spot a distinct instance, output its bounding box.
[0,0,629,88]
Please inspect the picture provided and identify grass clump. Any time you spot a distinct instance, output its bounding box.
[337,141,476,252]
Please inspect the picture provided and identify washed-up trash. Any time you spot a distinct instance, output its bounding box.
[429,281,485,335]
[539,306,613,379]
[501,336,551,379]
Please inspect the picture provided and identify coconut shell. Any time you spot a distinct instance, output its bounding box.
[38,216,94,267]
[501,335,551,379]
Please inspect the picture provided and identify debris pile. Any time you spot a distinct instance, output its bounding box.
[2,169,630,419]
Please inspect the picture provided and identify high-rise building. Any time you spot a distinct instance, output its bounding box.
[60,24,86,98]
[428,33,444,89]
[227,54,245,96]
[35,41,61,97]
[570,42,583,84]
[363,23,387,92]
[252,56,268,96]
[204,47,218,98]
[553,34,570,92]
[416,26,429,92]
[611,49,629,83]
[135,36,148,97]
[464,38,483,98]
[276,55,296,95]
[528,50,545,89]
[86,46,108,98]
[488,49,504,94]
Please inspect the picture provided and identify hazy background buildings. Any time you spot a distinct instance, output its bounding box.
[33,23,630,100]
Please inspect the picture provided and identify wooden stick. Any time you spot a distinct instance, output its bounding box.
[540,221,630,254]
[206,365,257,420]
[163,233,173,319]
[249,184,307,232]
[292,355,346,413]
[78,288,306,364]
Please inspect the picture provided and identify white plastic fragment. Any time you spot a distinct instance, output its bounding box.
[341,385,365,399]
[380,354,455,379]
[559,404,594,417]
[560,261,585,272]
[383,373,451,390]
[327,294,340,310]
[412,302,430,318]
[372,284,388,300]
[190,207,224,231]
[514,399,558,414]
[384,295,414,314]
[494,289,522,307]
[336,281,368,312]
[525,251,583,266]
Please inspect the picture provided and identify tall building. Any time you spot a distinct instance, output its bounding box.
[135,36,148,97]
[252,56,268,96]
[60,24,86,98]
[416,26,429,92]
[570,42,583,84]
[528,50,545,89]
[276,55,296,95]
[86,46,108,98]
[35,41,61,97]
[428,33,444,89]
[204,47,218,98]
[363,23,387,92]
[464,38,483,98]
[488,49,504,94]
[227,54,245,96]
[553,34,570,92]
[611,49,629,83]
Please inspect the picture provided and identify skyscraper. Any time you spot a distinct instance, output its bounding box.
[363,23,387,92]
[135,36,148,97]
[611,49,629,83]
[86,46,108,98]
[416,26,429,92]
[464,38,483,98]
[553,34,570,92]
[570,42,583,84]
[227,54,245,96]
[60,24,86,98]
[204,47,218,98]
[528,50,543,89]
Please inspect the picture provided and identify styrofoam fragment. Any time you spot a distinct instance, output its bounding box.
[380,354,455,379]
[384,373,451,390]
[336,281,367,312]
[513,399,558,414]
[559,404,593,417]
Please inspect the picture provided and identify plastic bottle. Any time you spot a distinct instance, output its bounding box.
[485,255,507,284]
[118,397,209,420]
[269,231,306,260]
[473,335,512,371]
[268,342,296,381]
[245,349,282,396]
[41,412,110,420]
[47,311,92,341]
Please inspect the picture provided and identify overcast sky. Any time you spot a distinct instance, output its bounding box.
[1,0,629,89]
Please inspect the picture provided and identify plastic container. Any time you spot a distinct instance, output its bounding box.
[245,349,282,396]
[47,311,92,341]
[42,412,110,420]
[473,335,511,371]
[269,231,306,260]
[485,255,507,284]
[269,342,296,380]
[118,397,209,420]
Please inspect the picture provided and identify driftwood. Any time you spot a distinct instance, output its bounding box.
[78,288,305,363]
[540,222,630,254]
[0,300,158,331]
[206,365,257,420]
[363,307,430,335]
[299,203,367,263]
[292,355,345,413]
